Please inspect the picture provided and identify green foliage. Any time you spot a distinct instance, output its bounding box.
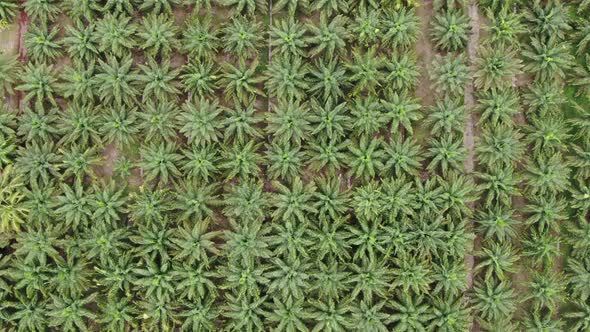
[24,23,62,63]
[431,9,470,51]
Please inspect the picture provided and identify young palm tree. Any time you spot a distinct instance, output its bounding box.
[430,54,470,98]
[309,98,350,142]
[309,0,348,16]
[266,98,312,145]
[139,0,181,14]
[180,60,219,100]
[220,140,264,181]
[573,18,590,56]
[475,205,518,242]
[476,124,524,167]
[382,7,420,49]
[218,0,268,16]
[431,9,470,52]
[100,107,140,149]
[306,14,349,58]
[522,228,560,268]
[0,165,27,232]
[95,14,137,57]
[172,184,220,224]
[426,134,466,176]
[349,6,381,46]
[222,294,267,332]
[266,141,305,181]
[93,56,141,107]
[16,141,60,185]
[426,98,465,136]
[484,8,525,47]
[138,13,180,58]
[272,0,306,14]
[525,0,571,40]
[473,45,522,91]
[307,137,348,174]
[177,98,223,147]
[313,176,350,220]
[571,55,590,98]
[47,293,97,331]
[476,88,520,125]
[265,297,311,332]
[52,181,94,230]
[127,186,174,224]
[0,54,19,96]
[24,0,61,23]
[388,292,433,332]
[58,103,102,147]
[350,96,386,137]
[524,114,570,153]
[309,298,351,331]
[138,142,183,186]
[383,136,423,178]
[270,17,307,58]
[522,36,574,83]
[384,52,420,93]
[266,54,310,101]
[90,180,127,226]
[180,144,218,182]
[381,91,422,135]
[16,62,59,107]
[390,252,432,294]
[347,47,384,96]
[101,0,135,15]
[0,0,18,22]
[222,180,268,222]
[222,16,264,59]
[25,23,62,63]
[309,58,349,102]
[524,154,571,196]
[137,100,180,144]
[138,58,181,102]
[476,165,520,207]
[17,105,60,144]
[346,136,384,181]
[58,62,96,105]
[471,278,516,323]
[222,99,264,145]
[63,23,100,64]
[181,15,219,59]
[524,271,566,312]
[522,81,565,115]
[220,58,265,104]
[271,177,317,223]
[60,144,101,181]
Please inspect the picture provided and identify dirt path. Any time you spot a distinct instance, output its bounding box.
[415,0,435,108]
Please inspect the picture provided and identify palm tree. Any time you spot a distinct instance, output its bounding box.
[309,0,348,16]
[471,278,516,323]
[222,99,264,144]
[571,55,590,98]
[524,271,566,312]
[430,54,470,98]
[220,58,265,104]
[138,142,183,186]
[384,52,420,93]
[172,184,220,225]
[137,100,180,143]
[265,297,311,332]
[266,141,305,181]
[16,141,60,185]
[347,47,384,96]
[522,228,560,268]
[525,0,571,40]
[272,0,306,14]
[0,0,18,22]
[313,176,350,220]
[220,140,264,181]
[60,144,102,181]
[350,96,386,137]
[426,98,465,136]
[266,54,310,101]
[524,194,567,233]
[270,17,307,58]
[181,15,219,59]
[180,144,219,182]
[94,56,141,107]
[17,105,60,144]
[306,14,349,58]
[348,258,391,300]
[349,6,381,46]
[218,0,268,16]
[522,36,574,83]
[573,18,590,56]
[266,99,312,145]
[63,23,100,64]
[382,7,420,49]
[58,62,96,105]
[17,62,59,107]
[271,177,317,223]
[484,8,525,47]
[222,294,267,332]
[346,136,384,181]
[430,9,470,52]
[127,186,174,224]
[58,103,102,147]
[222,16,264,59]
[138,58,182,102]
[523,311,564,332]
[307,137,348,174]
[429,294,470,332]
[177,98,223,147]
[138,0,181,14]
[138,13,180,58]
[475,205,518,242]
[0,54,19,96]
[475,165,520,207]
[47,294,97,331]
[383,136,424,177]
[222,180,268,221]
[266,256,312,300]
[522,81,565,116]
[309,98,350,142]
[101,0,135,15]
[0,165,27,232]
[381,91,422,135]
[24,0,61,23]
[100,107,140,149]
[524,153,571,196]
[426,134,466,176]
[95,14,137,58]
[308,58,349,102]
[524,114,570,153]
[390,252,432,294]
[473,45,522,91]
[180,60,218,100]
[25,23,62,63]
[476,124,524,167]
[91,180,127,226]
[52,181,94,230]
[388,292,434,332]
[476,88,520,125]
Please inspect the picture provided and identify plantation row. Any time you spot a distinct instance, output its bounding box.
[0,0,589,331]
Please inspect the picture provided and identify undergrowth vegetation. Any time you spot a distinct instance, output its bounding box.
[0,0,589,331]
